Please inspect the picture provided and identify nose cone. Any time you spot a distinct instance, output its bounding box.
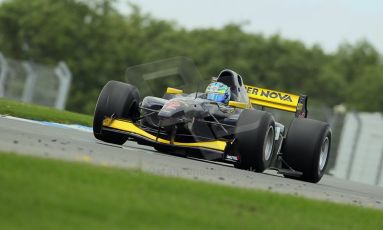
[158,100,186,118]
[158,99,186,126]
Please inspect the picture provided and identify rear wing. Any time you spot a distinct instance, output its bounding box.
[245,85,308,118]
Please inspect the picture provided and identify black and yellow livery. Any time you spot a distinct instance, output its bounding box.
[93,69,331,183]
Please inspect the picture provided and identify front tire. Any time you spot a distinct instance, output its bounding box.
[282,118,331,183]
[234,110,275,172]
[93,80,140,145]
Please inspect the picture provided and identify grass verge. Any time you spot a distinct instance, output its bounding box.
[0,98,92,126]
[0,153,382,230]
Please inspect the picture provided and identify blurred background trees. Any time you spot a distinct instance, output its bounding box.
[0,0,381,114]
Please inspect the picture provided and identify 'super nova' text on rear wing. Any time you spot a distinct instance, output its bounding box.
[245,85,308,117]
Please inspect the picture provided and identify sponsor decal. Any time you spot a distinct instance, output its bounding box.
[163,100,182,110]
[245,86,293,102]
[296,103,303,111]
[296,103,306,117]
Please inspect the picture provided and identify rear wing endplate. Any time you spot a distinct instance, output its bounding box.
[245,85,308,118]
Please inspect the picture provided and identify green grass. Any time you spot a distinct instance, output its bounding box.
[0,98,92,126]
[0,153,382,230]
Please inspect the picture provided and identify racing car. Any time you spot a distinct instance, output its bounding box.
[93,69,331,183]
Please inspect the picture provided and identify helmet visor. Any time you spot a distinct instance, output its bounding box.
[207,93,226,103]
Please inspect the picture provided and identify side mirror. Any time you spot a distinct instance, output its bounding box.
[228,101,248,109]
[166,87,183,94]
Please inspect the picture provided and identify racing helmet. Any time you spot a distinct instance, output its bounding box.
[205,82,231,103]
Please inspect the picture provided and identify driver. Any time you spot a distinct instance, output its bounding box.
[205,82,231,104]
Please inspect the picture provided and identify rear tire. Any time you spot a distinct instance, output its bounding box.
[282,118,331,183]
[93,80,140,145]
[234,110,275,172]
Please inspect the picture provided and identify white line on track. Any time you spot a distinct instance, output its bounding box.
[1,115,92,133]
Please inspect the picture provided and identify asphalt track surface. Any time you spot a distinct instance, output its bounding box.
[1,115,382,209]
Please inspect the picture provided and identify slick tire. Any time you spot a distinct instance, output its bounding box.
[93,80,140,145]
[282,118,331,183]
[234,110,275,172]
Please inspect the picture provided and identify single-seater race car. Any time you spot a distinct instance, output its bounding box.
[93,60,331,183]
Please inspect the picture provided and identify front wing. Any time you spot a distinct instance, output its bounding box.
[102,118,228,159]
